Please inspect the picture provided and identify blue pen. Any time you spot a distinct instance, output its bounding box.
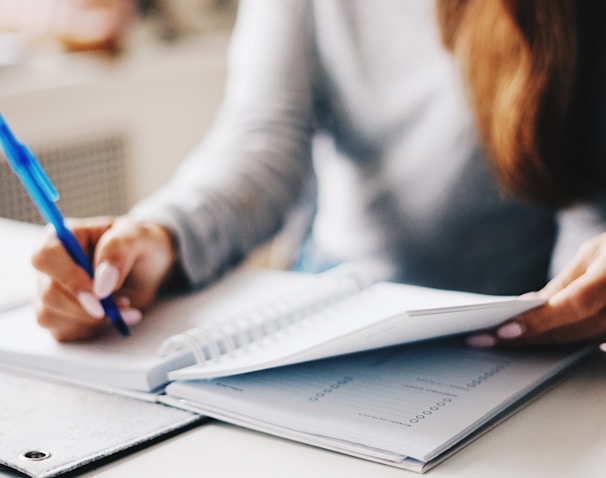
[0,114,130,337]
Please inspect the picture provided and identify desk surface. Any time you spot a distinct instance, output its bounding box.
[1,218,606,478]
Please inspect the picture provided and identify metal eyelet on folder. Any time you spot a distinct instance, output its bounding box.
[20,450,52,461]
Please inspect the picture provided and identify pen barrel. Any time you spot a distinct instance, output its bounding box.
[0,114,129,337]
[16,164,64,227]
[56,224,129,337]
[55,225,95,278]
[101,296,131,337]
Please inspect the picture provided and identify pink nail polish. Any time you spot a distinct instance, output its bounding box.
[120,308,142,326]
[94,262,119,298]
[497,322,524,339]
[465,334,496,348]
[77,292,105,319]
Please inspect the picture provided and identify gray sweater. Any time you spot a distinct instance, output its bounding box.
[131,0,606,295]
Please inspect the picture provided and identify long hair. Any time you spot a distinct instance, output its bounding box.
[436,0,605,207]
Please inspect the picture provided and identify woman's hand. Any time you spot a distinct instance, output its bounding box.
[32,216,178,342]
[467,232,606,348]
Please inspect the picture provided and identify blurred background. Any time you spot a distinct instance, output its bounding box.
[0,0,237,223]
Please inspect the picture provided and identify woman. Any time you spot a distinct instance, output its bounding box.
[31,0,606,346]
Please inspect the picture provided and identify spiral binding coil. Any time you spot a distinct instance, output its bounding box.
[158,264,371,365]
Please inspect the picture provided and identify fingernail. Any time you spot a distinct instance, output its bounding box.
[94,262,119,298]
[116,296,131,308]
[497,322,524,339]
[120,308,142,326]
[78,292,105,319]
[465,333,496,348]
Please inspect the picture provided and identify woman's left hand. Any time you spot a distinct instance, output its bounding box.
[467,232,606,348]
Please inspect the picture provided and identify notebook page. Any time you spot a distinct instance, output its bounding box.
[169,282,543,380]
[0,218,41,312]
[165,339,587,463]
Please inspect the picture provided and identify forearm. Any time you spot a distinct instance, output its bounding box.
[130,0,316,286]
[130,106,314,286]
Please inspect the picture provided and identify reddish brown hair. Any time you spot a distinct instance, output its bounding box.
[437,0,605,206]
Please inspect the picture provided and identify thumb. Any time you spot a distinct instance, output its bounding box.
[93,261,121,299]
[92,217,140,298]
[92,216,177,307]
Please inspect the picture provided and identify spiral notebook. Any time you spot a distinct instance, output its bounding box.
[0,264,544,395]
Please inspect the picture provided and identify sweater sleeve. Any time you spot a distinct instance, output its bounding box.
[549,195,606,278]
[129,0,316,287]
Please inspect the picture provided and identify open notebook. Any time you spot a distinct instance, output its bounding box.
[0,264,545,395]
[0,262,593,472]
[162,339,591,473]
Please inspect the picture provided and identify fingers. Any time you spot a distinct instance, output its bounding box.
[539,235,606,300]
[34,280,143,341]
[31,217,144,340]
[32,223,95,300]
[93,217,178,310]
[33,273,106,342]
[31,215,177,341]
[547,250,606,316]
[467,233,606,349]
[32,217,116,316]
[93,216,157,296]
[31,218,115,340]
[513,237,606,343]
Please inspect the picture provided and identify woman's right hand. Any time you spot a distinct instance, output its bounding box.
[31,216,179,342]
